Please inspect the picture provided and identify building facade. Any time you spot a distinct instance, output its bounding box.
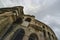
[0,6,58,40]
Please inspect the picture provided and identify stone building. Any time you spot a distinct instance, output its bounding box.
[0,6,58,40]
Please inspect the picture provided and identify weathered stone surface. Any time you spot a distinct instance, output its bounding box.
[0,6,58,40]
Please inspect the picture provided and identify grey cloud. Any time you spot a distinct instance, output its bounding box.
[0,0,60,40]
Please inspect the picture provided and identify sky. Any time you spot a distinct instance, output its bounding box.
[0,0,60,40]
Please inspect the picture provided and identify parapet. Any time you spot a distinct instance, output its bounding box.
[0,6,24,16]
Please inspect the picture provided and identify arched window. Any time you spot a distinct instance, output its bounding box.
[43,30,46,37]
[25,18,31,22]
[28,33,38,40]
[12,28,25,40]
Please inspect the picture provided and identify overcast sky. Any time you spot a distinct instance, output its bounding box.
[0,0,60,40]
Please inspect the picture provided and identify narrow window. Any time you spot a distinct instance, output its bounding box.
[43,30,46,37]
[48,32,51,40]
[43,30,47,40]
[12,28,25,40]
[52,35,54,40]
[28,33,38,40]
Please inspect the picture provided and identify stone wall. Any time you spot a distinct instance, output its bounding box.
[0,6,58,40]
